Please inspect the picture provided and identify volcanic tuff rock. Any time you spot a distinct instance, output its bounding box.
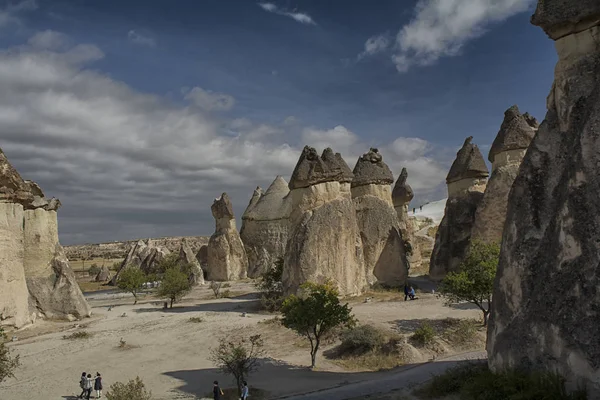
[488,3,600,396]
[429,137,489,280]
[178,238,204,285]
[351,149,408,286]
[472,106,538,244]
[283,146,367,296]
[392,168,422,271]
[109,239,171,285]
[196,245,208,268]
[207,193,248,281]
[240,176,291,278]
[95,265,111,282]
[0,147,90,328]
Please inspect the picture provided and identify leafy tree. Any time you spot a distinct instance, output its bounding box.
[116,268,146,305]
[281,281,356,368]
[0,327,21,383]
[209,335,265,396]
[105,376,152,400]
[438,240,500,326]
[156,253,196,282]
[255,258,284,312]
[157,268,192,308]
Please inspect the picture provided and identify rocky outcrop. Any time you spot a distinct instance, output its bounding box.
[0,148,90,328]
[352,148,408,286]
[207,193,248,281]
[283,146,367,296]
[488,3,600,396]
[95,265,111,282]
[178,239,204,285]
[240,176,291,278]
[471,106,538,244]
[196,245,208,269]
[392,168,422,271]
[109,239,171,285]
[429,137,489,280]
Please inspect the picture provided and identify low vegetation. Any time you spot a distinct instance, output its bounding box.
[415,363,587,400]
[411,322,435,347]
[63,331,92,340]
[256,258,285,312]
[438,240,499,326]
[210,281,223,298]
[441,318,479,346]
[105,376,152,400]
[0,327,21,383]
[188,316,204,323]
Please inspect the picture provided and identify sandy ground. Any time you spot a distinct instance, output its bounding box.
[0,281,483,400]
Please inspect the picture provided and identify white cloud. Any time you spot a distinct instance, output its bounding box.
[127,30,156,47]
[357,34,390,60]
[182,87,236,111]
[27,30,68,50]
[258,2,316,25]
[0,0,37,27]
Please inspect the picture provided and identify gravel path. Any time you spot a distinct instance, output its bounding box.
[274,351,487,400]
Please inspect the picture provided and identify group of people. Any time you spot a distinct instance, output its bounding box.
[404,284,416,301]
[78,372,102,399]
[213,380,249,400]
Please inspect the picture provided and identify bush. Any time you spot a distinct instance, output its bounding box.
[188,317,204,323]
[256,258,284,312]
[88,264,101,276]
[63,331,92,340]
[0,327,21,383]
[338,325,385,355]
[411,322,435,347]
[105,376,152,400]
[210,281,222,298]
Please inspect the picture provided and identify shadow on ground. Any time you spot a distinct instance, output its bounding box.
[132,299,262,314]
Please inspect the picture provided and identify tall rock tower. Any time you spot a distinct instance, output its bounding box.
[207,193,248,281]
[471,105,538,244]
[392,168,422,272]
[352,148,408,286]
[488,2,600,396]
[282,146,367,296]
[429,137,489,280]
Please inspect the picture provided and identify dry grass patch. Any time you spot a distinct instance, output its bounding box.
[63,331,92,340]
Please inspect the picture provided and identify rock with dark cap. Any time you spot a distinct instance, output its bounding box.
[392,168,422,271]
[392,168,414,207]
[488,3,600,396]
[472,106,538,244]
[446,137,489,184]
[352,148,394,187]
[289,146,354,190]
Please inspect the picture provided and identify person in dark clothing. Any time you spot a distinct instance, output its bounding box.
[404,284,409,301]
[78,372,87,399]
[94,372,103,398]
[213,380,224,400]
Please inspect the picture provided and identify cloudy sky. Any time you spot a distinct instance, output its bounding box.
[0,0,556,245]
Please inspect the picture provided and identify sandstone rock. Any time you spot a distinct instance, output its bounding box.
[488,4,600,395]
[352,149,408,286]
[283,147,367,296]
[392,168,422,271]
[95,265,111,282]
[471,106,537,244]
[196,245,208,268]
[0,148,34,206]
[429,137,488,280]
[207,193,248,281]
[110,239,171,285]
[178,238,204,285]
[240,176,291,278]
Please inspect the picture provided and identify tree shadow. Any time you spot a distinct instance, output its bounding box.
[449,301,489,311]
[132,299,262,314]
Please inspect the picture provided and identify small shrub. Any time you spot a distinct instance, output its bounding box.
[221,289,231,298]
[88,264,101,276]
[411,322,435,347]
[210,281,222,298]
[105,376,152,400]
[188,316,204,323]
[0,327,21,383]
[447,319,478,346]
[338,325,385,355]
[256,258,284,312]
[63,331,92,340]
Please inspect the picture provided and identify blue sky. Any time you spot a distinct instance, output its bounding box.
[0,0,556,244]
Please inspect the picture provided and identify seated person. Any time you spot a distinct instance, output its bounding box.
[409,286,416,300]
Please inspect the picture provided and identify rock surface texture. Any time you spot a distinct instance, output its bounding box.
[488,3,600,396]
[471,106,538,244]
[392,168,422,271]
[178,239,205,285]
[240,176,291,278]
[429,137,489,280]
[110,239,171,285]
[0,148,90,328]
[207,193,248,281]
[283,146,367,296]
[352,149,408,286]
[95,265,111,282]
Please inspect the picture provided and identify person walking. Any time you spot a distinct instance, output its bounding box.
[213,380,224,400]
[94,372,103,399]
[84,373,95,399]
[78,372,88,399]
[241,381,249,400]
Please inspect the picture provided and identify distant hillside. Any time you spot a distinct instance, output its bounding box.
[64,236,211,261]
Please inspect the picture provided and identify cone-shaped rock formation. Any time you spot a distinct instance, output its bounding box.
[178,238,205,285]
[110,239,171,285]
[392,168,422,271]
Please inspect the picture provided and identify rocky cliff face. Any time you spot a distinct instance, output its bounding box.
[471,106,538,244]
[110,239,171,285]
[283,146,366,296]
[178,238,204,285]
[240,176,291,278]
[429,137,489,280]
[488,2,600,395]
[392,168,422,271]
[207,193,248,281]
[0,148,90,328]
[352,148,408,286]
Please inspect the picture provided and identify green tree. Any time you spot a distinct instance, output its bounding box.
[438,240,500,326]
[0,327,21,383]
[281,281,356,368]
[116,268,146,305]
[105,376,152,400]
[255,258,284,312]
[157,268,192,308]
[209,334,265,396]
[156,253,196,283]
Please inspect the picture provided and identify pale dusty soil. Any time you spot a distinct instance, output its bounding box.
[0,281,483,400]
